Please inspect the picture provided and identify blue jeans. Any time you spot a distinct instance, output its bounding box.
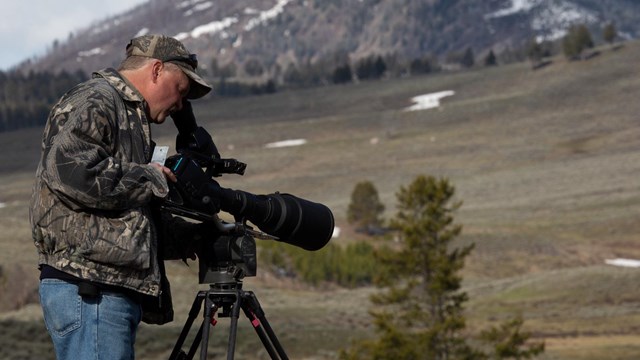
[39,279,142,360]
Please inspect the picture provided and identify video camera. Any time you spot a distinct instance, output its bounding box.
[163,104,335,284]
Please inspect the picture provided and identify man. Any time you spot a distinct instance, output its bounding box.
[30,34,212,360]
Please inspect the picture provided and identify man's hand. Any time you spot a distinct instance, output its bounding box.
[150,162,177,183]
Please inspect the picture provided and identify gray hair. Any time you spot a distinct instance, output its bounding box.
[118,55,153,71]
[117,56,182,73]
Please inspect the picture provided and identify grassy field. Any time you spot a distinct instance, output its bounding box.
[2,40,640,359]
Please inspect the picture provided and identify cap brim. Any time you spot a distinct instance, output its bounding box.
[174,63,212,99]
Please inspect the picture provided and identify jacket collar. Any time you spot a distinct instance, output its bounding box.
[92,68,146,104]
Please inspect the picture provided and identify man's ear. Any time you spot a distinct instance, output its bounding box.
[151,60,164,82]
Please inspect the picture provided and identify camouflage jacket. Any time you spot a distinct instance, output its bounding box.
[30,68,190,298]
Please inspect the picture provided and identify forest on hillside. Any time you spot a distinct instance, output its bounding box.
[0,70,87,132]
[0,20,612,133]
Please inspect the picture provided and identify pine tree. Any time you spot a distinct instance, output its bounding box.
[332,63,353,84]
[347,180,385,235]
[562,24,594,59]
[460,47,475,68]
[341,175,545,359]
[526,39,544,66]
[484,50,497,67]
[603,22,618,45]
[342,175,475,359]
[480,316,545,359]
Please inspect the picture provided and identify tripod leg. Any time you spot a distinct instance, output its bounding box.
[225,291,243,360]
[170,292,206,360]
[241,291,289,360]
[199,296,219,360]
[186,322,204,360]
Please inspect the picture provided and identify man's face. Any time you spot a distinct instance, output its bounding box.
[147,63,191,124]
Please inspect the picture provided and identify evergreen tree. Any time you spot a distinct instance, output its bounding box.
[484,50,497,66]
[341,175,545,360]
[410,57,433,74]
[603,22,618,45]
[526,39,544,65]
[460,47,475,68]
[479,316,545,359]
[342,175,475,359]
[562,24,594,59]
[373,56,387,78]
[347,180,385,235]
[332,63,353,84]
[355,55,386,80]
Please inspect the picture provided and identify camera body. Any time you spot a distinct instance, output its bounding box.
[161,150,334,283]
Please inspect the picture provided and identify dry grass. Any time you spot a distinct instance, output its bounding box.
[3,41,640,358]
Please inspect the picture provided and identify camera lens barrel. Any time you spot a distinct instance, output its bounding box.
[221,190,334,251]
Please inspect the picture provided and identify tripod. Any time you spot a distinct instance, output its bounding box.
[169,279,289,360]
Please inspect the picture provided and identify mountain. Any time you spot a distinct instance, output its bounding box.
[15,0,640,79]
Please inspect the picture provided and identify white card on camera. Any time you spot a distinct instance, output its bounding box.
[151,146,169,165]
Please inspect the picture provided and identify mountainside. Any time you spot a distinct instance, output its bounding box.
[17,0,640,78]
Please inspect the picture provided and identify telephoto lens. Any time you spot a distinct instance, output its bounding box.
[165,153,335,251]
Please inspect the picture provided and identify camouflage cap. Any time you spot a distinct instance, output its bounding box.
[126,34,212,99]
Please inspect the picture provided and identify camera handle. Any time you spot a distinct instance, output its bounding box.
[169,282,288,360]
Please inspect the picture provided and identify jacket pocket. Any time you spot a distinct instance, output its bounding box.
[76,209,151,270]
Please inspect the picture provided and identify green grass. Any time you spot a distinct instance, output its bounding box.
[4,41,640,358]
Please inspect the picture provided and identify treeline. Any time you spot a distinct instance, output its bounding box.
[212,22,621,92]
[0,70,87,132]
[0,21,621,133]
[213,78,277,97]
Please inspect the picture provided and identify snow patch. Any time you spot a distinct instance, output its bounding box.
[244,7,260,15]
[404,91,455,112]
[244,0,292,31]
[175,16,238,40]
[184,1,213,16]
[0,202,5,209]
[77,47,105,59]
[485,0,542,19]
[176,0,207,9]
[135,28,150,37]
[265,139,307,148]
[605,258,640,268]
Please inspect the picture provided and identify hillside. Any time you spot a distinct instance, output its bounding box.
[2,40,640,359]
[16,0,640,79]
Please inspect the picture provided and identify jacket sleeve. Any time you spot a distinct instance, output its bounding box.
[41,85,168,211]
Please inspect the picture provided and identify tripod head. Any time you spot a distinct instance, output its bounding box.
[195,217,259,285]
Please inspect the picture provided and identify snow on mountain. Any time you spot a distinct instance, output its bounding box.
[243,0,292,32]
[175,17,238,40]
[485,0,544,19]
[532,1,599,41]
[173,0,292,41]
[486,0,600,41]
